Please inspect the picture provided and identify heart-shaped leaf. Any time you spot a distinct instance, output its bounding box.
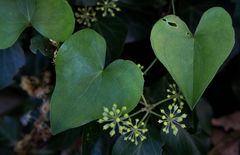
[151,7,235,109]
[50,29,144,134]
[0,0,75,49]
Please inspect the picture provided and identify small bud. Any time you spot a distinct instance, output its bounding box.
[110,129,115,137]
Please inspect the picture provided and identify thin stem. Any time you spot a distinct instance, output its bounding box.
[152,95,178,108]
[129,108,146,117]
[139,101,146,106]
[140,111,150,124]
[141,94,148,106]
[144,115,150,127]
[171,0,176,15]
[143,58,157,75]
[149,111,162,118]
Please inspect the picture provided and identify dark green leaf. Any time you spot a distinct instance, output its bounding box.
[30,35,49,56]
[0,117,20,145]
[0,43,25,89]
[163,128,202,155]
[48,127,82,150]
[196,99,213,135]
[119,0,166,7]
[73,0,97,6]
[112,127,163,155]
[93,16,128,61]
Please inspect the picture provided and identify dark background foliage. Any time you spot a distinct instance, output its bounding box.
[0,0,240,154]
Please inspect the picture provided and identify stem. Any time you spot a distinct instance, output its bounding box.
[129,108,146,117]
[143,58,157,75]
[144,115,150,126]
[141,94,148,106]
[139,101,146,106]
[152,95,178,108]
[149,111,162,118]
[171,0,176,15]
[139,112,150,124]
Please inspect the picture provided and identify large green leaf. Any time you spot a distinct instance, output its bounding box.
[151,7,235,109]
[0,0,75,49]
[50,29,144,134]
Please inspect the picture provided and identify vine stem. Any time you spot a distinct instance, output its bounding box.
[149,111,162,118]
[139,111,150,124]
[143,58,158,75]
[151,94,178,108]
[171,0,176,15]
[129,108,146,117]
[141,94,148,106]
[128,94,178,124]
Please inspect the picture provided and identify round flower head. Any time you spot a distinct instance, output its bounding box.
[75,7,97,27]
[166,83,185,108]
[98,104,129,136]
[96,0,121,17]
[158,103,187,136]
[122,118,148,145]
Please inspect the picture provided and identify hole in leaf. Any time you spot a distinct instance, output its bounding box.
[186,32,192,37]
[167,22,177,27]
[162,18,167,22]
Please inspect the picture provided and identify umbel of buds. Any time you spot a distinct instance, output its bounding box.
[98,104,148,145]
[96,0,121,17]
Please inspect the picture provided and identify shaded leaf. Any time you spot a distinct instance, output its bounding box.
[0,43,25,89]
[163,127,205,155]
[112,127,163,155]
[119,0,166,7]
[196,99,213,135]
[93,16,128,61]
[48,127,82,150]
[30,35,49,56]
[0,117,20,145]
[73,0,97,6]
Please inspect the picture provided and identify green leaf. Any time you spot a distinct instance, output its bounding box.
[0,0,75,49]
[151,7,235,109]
[50,29,144,134]
[112,127,163,155]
